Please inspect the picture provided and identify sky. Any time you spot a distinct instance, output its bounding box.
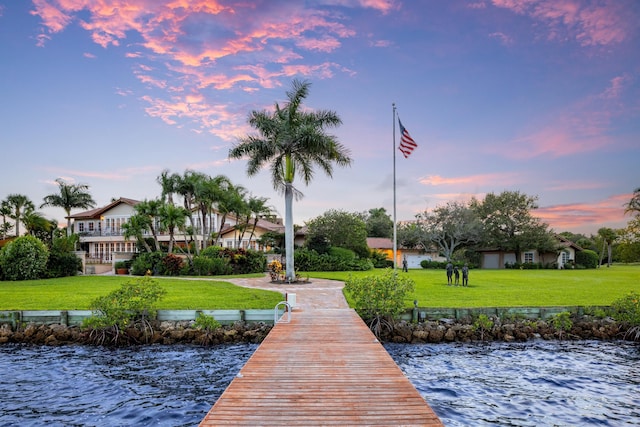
[1,0,638,236]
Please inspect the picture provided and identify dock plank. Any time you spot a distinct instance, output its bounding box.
[200,308,442,426]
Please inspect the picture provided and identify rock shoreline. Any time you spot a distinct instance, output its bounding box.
[381,315,628,343]
[0,321,272,346]
[0,315,632,346]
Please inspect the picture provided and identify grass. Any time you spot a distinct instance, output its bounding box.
[1,265,638,310]
[0,275,283,310]
[308,264,640,308]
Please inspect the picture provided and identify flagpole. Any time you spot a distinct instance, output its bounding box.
[392,103,397,271]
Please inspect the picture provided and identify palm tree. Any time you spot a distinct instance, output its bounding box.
[122,214,153,253]
[229,79,352,281]
[625,187,640,216]
[157,169,181,206]
[242,195,272,249]
[6,193,35,237]
[41,178,96,236]
[597,227,618,267]
[134,199,163,251]
[0,200,13,239]
[159,203,188,254]
[175,170,204,255]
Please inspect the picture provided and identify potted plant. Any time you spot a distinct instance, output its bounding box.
[114,261,129,275]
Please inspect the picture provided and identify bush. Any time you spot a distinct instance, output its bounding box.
[551,311,573,339]
[344,268,415,337]
[130,252,165,276]
[0,235,49,280]
[192,255,232,275]
[294,247,374,272]
[576,249,598,269]
[610,292,640,341]
[370,250,392,268]
[83,276,166,345]
[46,251,82,278]
[161,253,184,276]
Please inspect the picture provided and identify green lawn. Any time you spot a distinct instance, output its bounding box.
[0,275,283,310]
[2,265,638,310]
[308,264,640,308]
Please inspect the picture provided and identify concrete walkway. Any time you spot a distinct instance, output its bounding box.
[224,274,350,310]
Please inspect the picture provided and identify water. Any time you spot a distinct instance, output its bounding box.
[0,341,638,426]
[386,341,640,426]
[0,344,257,427]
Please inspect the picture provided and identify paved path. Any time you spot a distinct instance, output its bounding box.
[224,274,350,310]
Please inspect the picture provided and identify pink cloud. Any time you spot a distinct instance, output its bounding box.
[489,31,513,45]
[536,194,629,231]
[419,173,519,187]
[500,74,633,159]
[26,1,372,134]
[491,0,633,47]
[46,165,158,181]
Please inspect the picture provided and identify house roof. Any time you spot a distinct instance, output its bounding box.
[556,234,584,251]
[68,197,140,219]
[367,237,393,250]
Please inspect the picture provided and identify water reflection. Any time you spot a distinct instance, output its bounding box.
[385,340,640,427]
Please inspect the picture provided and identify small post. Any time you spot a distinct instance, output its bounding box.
[61,311,69,326]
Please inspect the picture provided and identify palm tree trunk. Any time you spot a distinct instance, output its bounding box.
[284,184,295,281]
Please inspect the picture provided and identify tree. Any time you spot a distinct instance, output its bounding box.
[134,199,163,251]
[40,178,96,236]
[158,203,188,254]
[415,201,483,261]
[241,195,273,248]
[597,227,618,267]
[22,210,55,242]
[174,170,203,255]
[157,169,181,206]
[0,235,49,280]
[229,79,352,281]
[305,209,369,258]
[122,214,153,253]
[5,193,35,237]
[625,187,640,215]
[471,191,554,264]
[362,207,393,238]
[212,181,245,247]
[0,200,14,239]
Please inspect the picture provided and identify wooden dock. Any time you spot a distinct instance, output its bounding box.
[200,308,443,426]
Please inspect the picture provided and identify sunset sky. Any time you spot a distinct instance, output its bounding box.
[1,0,638,235]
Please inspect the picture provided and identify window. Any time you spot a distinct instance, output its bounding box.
[561,251,569,265]
[78,223,85,232]
[88,222,95,232]
[524,252,534,263]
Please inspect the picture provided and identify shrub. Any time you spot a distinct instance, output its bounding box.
[192,255,232,275]
[550,311,573,339]
[130,251,164,276]
[46,251,82,278]
[161,253,184,276]
[193,312,221,331]
[473,314,494,341]
[370,250,392,268]
[0,235,49,280]
[610,292,640,341]
[576,249,598,269]
[193,312,222,345]
[344,268,415,337]
[83,276,166,345]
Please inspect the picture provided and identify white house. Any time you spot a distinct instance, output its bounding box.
[69,197,291,270]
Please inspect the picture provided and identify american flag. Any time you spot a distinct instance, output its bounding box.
[398,118,417,158]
